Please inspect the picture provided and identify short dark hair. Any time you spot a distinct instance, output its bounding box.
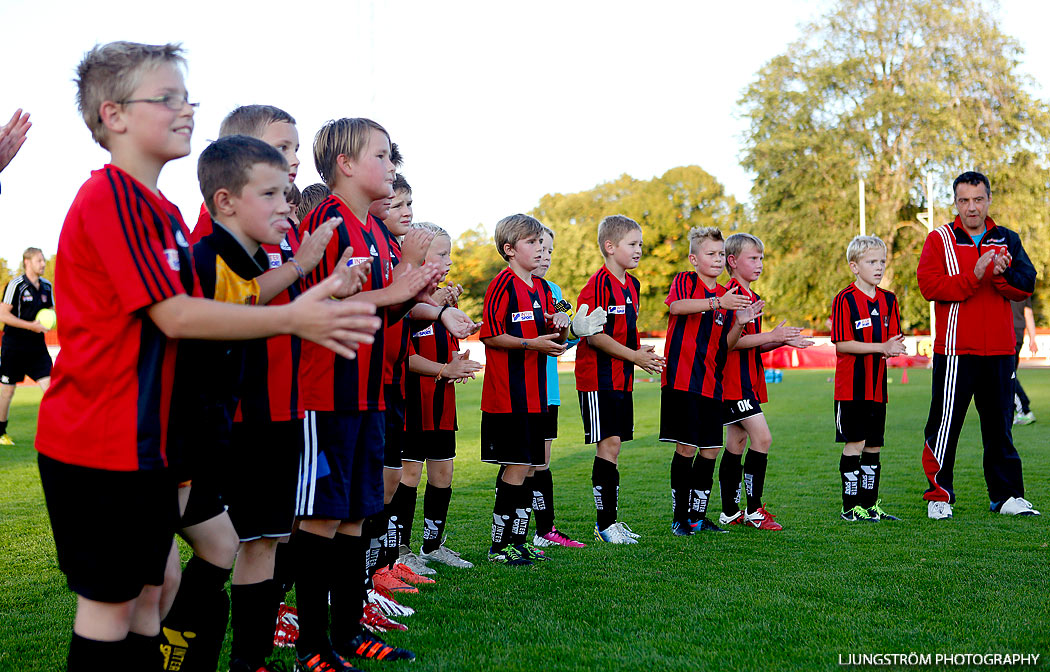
[391,142,403,169]
[298,183,332,221]
[219,105,296,138]
[198,135,289,216]
[953,171,991,198]
[392,173,411,194]
[286,183,302,207]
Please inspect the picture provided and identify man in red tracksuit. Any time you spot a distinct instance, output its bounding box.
[917,171,1039,520]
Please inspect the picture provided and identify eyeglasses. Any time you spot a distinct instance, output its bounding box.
[119,94,199,111]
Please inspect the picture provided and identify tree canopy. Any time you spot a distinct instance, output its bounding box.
[448,166,746,333]
[739,0,1050,328]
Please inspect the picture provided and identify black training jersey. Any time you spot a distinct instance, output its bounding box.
[2,275,54,345]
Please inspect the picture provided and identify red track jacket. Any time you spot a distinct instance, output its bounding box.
[917,216,1035,356]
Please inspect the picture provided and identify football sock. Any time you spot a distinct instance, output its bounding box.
[68,633,128,672]
[291,530,333,652]
[329,533,366,647]
[689,455,716,520]
[161,555,231,672]
[422,483,452,553]
[491,477,519,552]
[509,481,533,547]
[718,451,744,516]
[670,452,692,523]
[362,516,384,578]
[381,504,400,569]
[125,631,162,670]
[530,468,556,536]
[389,482,417,551]
[860,451,881,508]
[230,579,280,668]
[273,541,295,596]
[743,450,768,515]
[494,465,506,494]
[592,456,619,531]
[840,454,861,511]
[0,420,8,435]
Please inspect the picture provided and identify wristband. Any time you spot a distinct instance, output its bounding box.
[712,296,719,311]
[289,258,306,279]
[438,304,449,321]
[436,363,449,381]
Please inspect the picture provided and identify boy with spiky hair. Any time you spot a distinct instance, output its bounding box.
[481,214,570,564]
[832,235,906,521]
[298,183,332,223]
[660,227,761,536]
[38,41,374,671]
[575,215,663,544]
[717,233,812,531]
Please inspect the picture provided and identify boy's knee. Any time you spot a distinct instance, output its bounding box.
[699,447,720,460]
[674,443,698,458]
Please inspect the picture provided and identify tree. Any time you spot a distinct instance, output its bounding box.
[739,0,1050,329]
[448,224,505,324]
[533,166,746,332]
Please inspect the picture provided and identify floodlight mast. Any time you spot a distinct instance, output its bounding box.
[915,172,936,344]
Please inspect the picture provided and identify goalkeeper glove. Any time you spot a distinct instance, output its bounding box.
[569,304,607,338]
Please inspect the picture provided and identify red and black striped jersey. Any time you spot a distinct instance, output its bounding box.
[298,195,395,412]
[720,278,767,403]
[832,283,901,402]
[189,201,212,245]
[37,165,199,471]
[236,226,306,423]
[480,268,556,414]
[403,319,459,432]
[381,229,410,387]
[661,272,736,400]
[574,266,641,392]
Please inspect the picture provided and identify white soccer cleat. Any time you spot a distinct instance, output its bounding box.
[367,589,416,617]
[927,501,953,520]
[571,304,608,338]
[397,547,437,575]
[594,522,638,544]
[998,497,1040,516]
[419,542,474,568]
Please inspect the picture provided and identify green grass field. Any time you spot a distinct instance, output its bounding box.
[2,369,1048,671]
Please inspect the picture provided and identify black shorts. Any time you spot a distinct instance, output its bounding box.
[402,429,456,463]
[542,405,560,441]
[722,397,763,426]
[0,340,52,384]
[38,453,179,603]
[578,390,634,444]
[835,400,886,446]
[225,419,302,541]
[180,475,225,528]
[297,410,384,521]
[659,387,723,449]
[384,385,405,470]
[481,412,546,466]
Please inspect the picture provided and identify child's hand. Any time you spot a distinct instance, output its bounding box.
[294,217,341,274]
[527,334,567,356]
[388,262,442,305]
[329,247,369,298]
[633,344,666,374]
[719,286,752,311]
[545,311,571,330]
[432,283,463,307]
[440,307,482,339]
[444,350,483,380]
[785,335,815,349]
[401,228,434,267]
[882,334,907,358]
[736,300,765,325]
[291,275,382,360]
[769,319,803,343]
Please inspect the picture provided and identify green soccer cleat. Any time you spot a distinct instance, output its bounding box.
[841,505,876,522]
[867,499,900,521]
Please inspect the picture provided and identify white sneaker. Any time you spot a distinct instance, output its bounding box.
[1013,411,1036,426]
[998,497,1040,516]
[718,510,744,526]
[594,523,638,544]
[367,588,415,617]
[397,547,436,575]
[419,543,474,568]
[615,522,641,539]
[927,501,953,520]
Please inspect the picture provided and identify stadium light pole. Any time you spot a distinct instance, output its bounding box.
[916,172,936,341]
[858,178,866,236]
